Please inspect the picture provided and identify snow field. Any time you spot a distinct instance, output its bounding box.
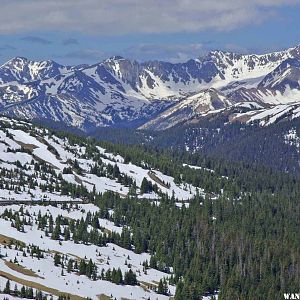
[0,203,175,299]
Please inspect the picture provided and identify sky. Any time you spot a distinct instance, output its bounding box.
[0,0,300,66]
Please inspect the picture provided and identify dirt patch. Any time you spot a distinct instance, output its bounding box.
[0,234,25,247]
[229,113,252,124]
[14,140,38,151]
[36,136,48,146]
[67,253,83,263]
[139,280,158,290]
[0,270,84,300]
[148,171,169,189]
[97,294,111,300]
[4,260,44,279]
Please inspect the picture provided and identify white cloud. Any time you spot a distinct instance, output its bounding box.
[0,0,298,35]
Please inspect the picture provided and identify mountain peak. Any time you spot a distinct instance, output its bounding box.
[105,55,126,62]
[1,56,65,69]
[2,56,29,66]
[0,56,68,84]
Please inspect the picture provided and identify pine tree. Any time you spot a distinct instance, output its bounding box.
[67,259,73,273]
[4,280,10,294]
[140,177,150,194]
[124,269,137,285]
[79,259,87,275]
[54,253,61,266]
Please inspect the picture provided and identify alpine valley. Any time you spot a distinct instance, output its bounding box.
[0,45,299,300]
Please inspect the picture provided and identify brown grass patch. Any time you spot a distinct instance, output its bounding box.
[97,294,111,300]
[0,234,25,247]
[229,113,252,124]
[148,171,169,189]
[139,280,158,290]
[102,228,112,235]
[66,253,83,263]
[139,281,150,292]
[0,270,84,300]
[14,140,38,151]
[4,260,44,279]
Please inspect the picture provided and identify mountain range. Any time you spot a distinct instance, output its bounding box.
[1,45,300,131]
[0,46,300,131]
[0,48,299,300]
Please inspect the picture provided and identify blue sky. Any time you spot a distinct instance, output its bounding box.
[0,0,300,65]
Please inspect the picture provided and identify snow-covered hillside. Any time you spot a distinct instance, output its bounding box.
[0,203,175,299]
[0,116,216,299]
[0,116,201,202]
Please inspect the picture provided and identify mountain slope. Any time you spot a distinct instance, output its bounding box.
[0,116,201,202]
[0,116,299,300]
[140,88,231,130]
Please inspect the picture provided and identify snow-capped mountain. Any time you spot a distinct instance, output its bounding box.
[259,58,300,91]
[140,88,231,130]
[0,57,71,84]
[1,45,300,130]
[141,46,300,129]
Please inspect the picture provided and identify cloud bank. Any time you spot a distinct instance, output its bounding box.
[0,0,298,35]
